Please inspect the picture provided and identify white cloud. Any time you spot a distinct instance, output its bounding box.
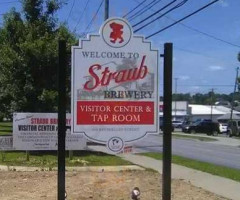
[178,75,190,81]
[208,65,225,71]
[218,0,229,7]
[190,86,202,93]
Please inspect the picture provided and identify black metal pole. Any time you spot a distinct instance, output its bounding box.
[58,40,67,200]
[104,0,109,20]
[162,43,173,200]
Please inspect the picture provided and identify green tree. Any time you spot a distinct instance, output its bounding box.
[0,0,76,118]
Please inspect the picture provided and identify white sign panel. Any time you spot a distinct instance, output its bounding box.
[0,136,14,150]
[13,113,86,150]
[72,18,158,151]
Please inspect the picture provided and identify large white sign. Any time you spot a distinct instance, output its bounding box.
[72,18,158,151]
[13,113,87,150]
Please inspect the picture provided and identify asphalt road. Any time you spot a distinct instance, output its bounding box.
[133,134,240,170]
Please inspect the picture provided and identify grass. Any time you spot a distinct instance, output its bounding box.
[172,133,218,142]
[0,151,132,168]
[142,152,240,182]
[0,122,12,136]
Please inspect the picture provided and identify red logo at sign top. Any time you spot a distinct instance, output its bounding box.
[109,22,124,44]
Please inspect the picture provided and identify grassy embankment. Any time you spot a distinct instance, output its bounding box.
[0,151,132,168]
[142,152,240,182]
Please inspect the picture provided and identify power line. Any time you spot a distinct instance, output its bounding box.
[127,0,162,22]
[0,0,20,4]
[132,0,240,49]
[66,0,76,23]
[122,0,147,18]
[73,0,90,32]
[133,0,189,32]
[132,0,177,28]
[146,0,221,39]
[174,45,240,66]
[83,0,104,35]
[177,84,234,87]
[172,21,240,49]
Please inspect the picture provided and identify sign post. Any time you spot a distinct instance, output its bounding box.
[58,40,67,200]
[162,43,173,200]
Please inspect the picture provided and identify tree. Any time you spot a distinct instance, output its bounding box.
[0,0,76,118]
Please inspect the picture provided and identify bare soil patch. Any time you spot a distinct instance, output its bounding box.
[0,170,228,200]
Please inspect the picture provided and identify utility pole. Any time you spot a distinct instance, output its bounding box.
[230,67,239,122]
[104,0,109,20]
[210,88,215,121]
[174,78,178,120]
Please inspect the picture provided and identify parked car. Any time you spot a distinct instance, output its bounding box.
[219,123,228,133]
[227,120,240,137]
[172,120,183,128]
[182,121,220,136]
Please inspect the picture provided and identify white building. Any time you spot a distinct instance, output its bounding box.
[159,101,188,121]
[188,104,240,122]
[159,101,240,122]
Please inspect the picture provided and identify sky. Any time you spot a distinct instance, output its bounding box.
[0,0,240,95]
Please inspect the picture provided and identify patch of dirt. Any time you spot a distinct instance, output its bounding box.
[0,171,228,200]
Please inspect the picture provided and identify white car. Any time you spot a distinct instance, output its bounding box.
[172,120,183,128]
[219,123,227,133]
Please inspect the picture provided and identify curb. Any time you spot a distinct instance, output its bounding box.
[0,165,144,172]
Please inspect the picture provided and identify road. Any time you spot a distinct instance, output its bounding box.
[133,133,240,170]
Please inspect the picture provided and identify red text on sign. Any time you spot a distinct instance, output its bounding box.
[84,55,148,90]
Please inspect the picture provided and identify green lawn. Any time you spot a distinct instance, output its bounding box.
[0,151,132,167]
[172,133,218,142]
[0,122,12,135]
[142,152,240,182]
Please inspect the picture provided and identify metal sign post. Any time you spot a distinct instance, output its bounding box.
[162,43,173,200]
[58,40,67,200]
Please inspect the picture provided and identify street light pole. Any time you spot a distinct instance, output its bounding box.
[210,88,214,121]
[174,78,178,120]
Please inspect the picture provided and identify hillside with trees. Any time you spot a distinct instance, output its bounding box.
[0,0,76,120]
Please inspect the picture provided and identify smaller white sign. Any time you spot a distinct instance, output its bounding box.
[13,113,87,151]
[0,136,14,150]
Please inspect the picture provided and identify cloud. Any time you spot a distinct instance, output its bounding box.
[218,0,229,7]
[208,65,225,71]
[178,75,190,81]
[190,86,202,93]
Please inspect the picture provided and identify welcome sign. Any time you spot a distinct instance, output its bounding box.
[72,17,158,152]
